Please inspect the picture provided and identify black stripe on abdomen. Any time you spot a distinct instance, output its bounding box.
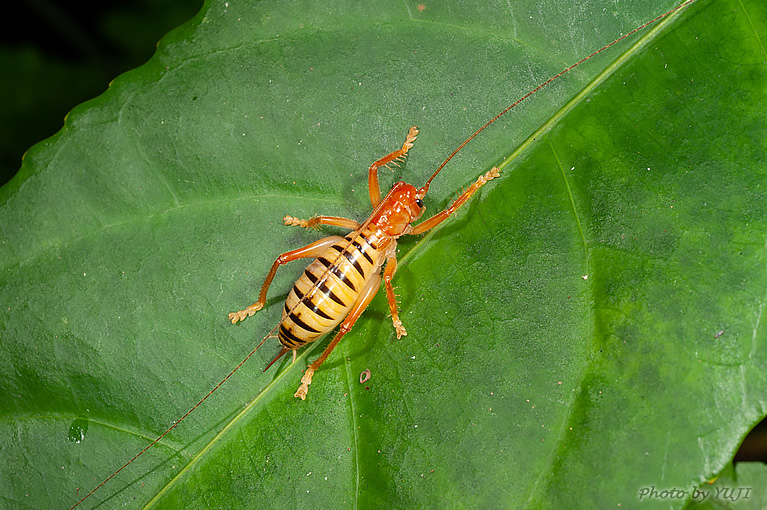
[293,285,334,321]
[303,268,347,307]
[331,237,373,278]
[279,324,305,348]
[288,310,320,333]
[318,256,358,292]
[351,237,375,265]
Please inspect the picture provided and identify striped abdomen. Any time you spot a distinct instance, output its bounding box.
[278,227,388,349]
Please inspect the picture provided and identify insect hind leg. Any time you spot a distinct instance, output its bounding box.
[228,236,344,324]
[294,273,382,400]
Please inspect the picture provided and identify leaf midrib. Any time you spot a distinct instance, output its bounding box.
[400,0,692,267]
[142,347,315,508]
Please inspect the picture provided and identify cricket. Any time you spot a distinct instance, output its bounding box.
[228,125,499,400]
[70,1,697,507]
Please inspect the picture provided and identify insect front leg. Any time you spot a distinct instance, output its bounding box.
[228,235,345,324]
[283,215,360,231]
[368,126,419,207]
[383,253,407,338]
[410,167,500,235]
[294,272,382,400]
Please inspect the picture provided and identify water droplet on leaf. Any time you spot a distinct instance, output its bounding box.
[68,418,89,444]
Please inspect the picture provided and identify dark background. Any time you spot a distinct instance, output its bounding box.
[0,0,201,187]
[1,0,765,465]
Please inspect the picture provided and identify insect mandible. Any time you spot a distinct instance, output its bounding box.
[228,126,499,399]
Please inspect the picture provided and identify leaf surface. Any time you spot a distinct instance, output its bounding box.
[1,0,766,508]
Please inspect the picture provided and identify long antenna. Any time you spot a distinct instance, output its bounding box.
[68,337,269,509]
[70,1,697,507]
[423,0,697,189]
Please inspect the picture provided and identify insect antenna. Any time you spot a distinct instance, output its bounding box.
[69,334,271,510]
[421,0,697,192]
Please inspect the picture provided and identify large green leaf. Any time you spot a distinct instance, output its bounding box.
[2,0,765,508]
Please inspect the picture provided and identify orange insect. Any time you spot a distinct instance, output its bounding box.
[228,126,499,399]
[69,1,697,507]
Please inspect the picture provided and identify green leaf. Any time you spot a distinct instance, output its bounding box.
[2,0,766,508]
[687,462,767,509]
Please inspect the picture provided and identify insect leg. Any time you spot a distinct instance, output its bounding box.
[410,167,500,235]
[283,215,361,231]
[228,235,345,324]
[368,126,419,207]
[294,272,382,400]
[383,254,407,338]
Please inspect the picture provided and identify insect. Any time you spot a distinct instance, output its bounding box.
[228,126,499,399]
[69,1,697,507]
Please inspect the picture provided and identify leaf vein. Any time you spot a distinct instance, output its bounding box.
[737,0,767,61]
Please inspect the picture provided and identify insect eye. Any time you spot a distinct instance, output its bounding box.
[415,198,424,208]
